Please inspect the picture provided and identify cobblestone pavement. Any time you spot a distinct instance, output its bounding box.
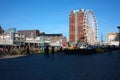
[0,51,120,80]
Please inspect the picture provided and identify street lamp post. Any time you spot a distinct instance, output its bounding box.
[3,33,6,48]
[117,26,120,54]
[41,36,44,52]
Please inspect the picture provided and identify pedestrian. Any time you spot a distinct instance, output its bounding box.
[60,47,63,52]
[45,46,49,54]
[26,45,30,55]
[107,46,112,53]
[52,46,55,54]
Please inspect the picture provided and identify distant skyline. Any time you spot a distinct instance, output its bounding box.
[0,0,120,41]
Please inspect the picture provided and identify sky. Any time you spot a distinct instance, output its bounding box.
[0,0,120,41]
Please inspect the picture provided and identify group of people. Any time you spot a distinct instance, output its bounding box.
[44,46,63,54]
[0,45,41,55]
[0,45,63,55]
[0,44,118,56]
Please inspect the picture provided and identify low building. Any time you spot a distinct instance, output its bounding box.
[45,34,63,47]
[107,32,119,46]
[18,30,40,38]
[24,33,67,48]
[4,28,16,34]
[62,37,67,48]
[0,33,13,46]
[13,33,26,46]
[0,28,67,48]
[25,36,45,47]
[0,33,26,47]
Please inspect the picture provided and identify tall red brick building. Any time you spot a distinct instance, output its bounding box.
[69,9,98,45]
[0,26,4,34]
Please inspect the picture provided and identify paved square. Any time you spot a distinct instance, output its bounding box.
[0,51,120,80]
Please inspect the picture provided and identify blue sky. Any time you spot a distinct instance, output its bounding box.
[0,0,120,41]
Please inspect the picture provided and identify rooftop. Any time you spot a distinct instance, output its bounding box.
[73,9,85,13]
[40,34,62,37]
[107,32,119,35]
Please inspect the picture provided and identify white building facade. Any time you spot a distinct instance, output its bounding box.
[0,33,13,45]
[107,32,119,46]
